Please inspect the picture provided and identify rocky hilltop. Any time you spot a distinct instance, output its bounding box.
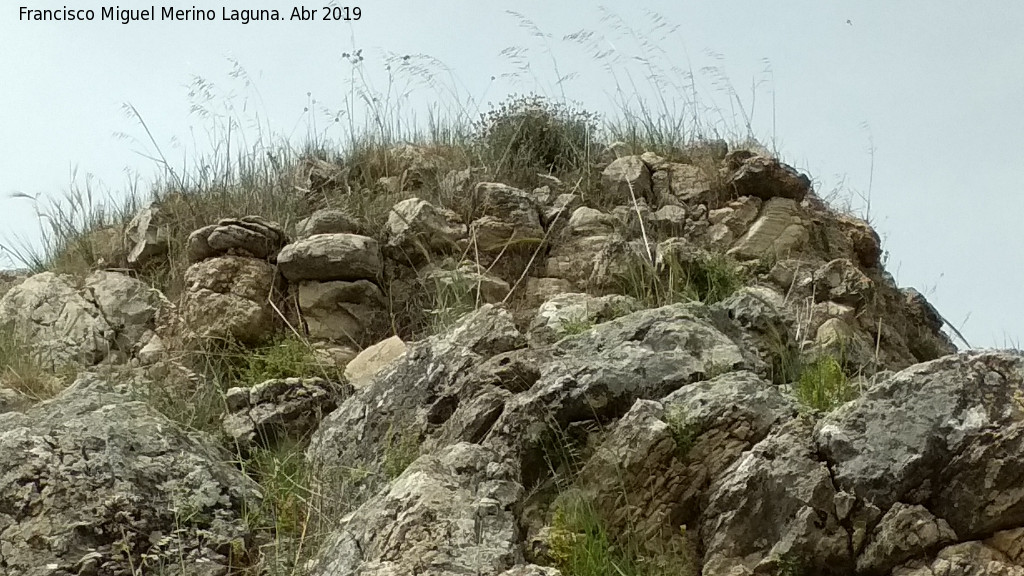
[0,123,1021,576]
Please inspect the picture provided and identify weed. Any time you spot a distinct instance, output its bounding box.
[0,323,65,401]
[382,423,420,479]
[240,336,337,385]
[794,354,856,412]
[548,493,642,576]
[619,250,746,308]
[663,405,698,459]
[559,315,595,336]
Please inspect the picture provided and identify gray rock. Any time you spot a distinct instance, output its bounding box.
[0,373,259,574]
[728,197,808,260]
[125,203,169,266]
[892,541,1024,576]
[0,271,165,369]
[857,503,957,575]
[567,206,618,236]
[310,443,523,576]
[527,292,641,344]
[816,351,1024,537]
[278,233,383,282]
[602,156,653,202]
[296,208,362,238]
[813,258,876,307]
[297,279,386,345]
[422,263,511,305]
[543,234,639,290]
[385,197,466,262]
[223,376,345,453]
[469,183,544,253]
[186,216,288,263]
[701,418,850,575]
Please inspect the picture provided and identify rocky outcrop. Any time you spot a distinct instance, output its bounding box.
[0,374,259,574]
[0,270,167,369]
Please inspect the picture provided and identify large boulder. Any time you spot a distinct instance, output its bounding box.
[0,374,260,574]
[0,271,165,369]
[181,255,282,344]
[728,197,809,260]
[309,443,523,576]
[277,234,382,282]
[816,351,1024,539]
[602,155,653,202]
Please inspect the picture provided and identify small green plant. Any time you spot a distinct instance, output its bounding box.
[795,354,855,412]
[240,336,335,384]
[663,405,699,459]
[243,440,314,539]
[619,251,746,308]
[382,423,420,479]
[548,494,642,576]
[559,314,595,337]
[473,94,599,186]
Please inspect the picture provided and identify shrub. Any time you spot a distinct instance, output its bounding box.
[795,355,856,412]
[382,423,420,479]
[473,94,599,186]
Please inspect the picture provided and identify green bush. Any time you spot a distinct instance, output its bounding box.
[473,94,599,185]
[548,495,642,576]
[663,405,699,459]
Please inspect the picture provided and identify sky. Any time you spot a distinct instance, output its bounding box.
[1,1,1021,348]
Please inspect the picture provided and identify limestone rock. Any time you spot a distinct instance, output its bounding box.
[310,443,523,576]
[857,503,957,575]
[296,208,362,238]
[223,376,345,453]
[182,255,282,344]
[297,279,386,344]
[813,258,876,307]
[125,203,169,267]
[527,292,642,344]
[0,374,259,574]
[726,155,811,202]
[567,206,618,236]
[470,183,544,253]
[728,197,808,260]
[816,351,1024,537]
[0,271,164,369]
[385,197,466,262]
[344,335,407,390]
[278,233,382,282]
[893,541,1024,576]
[544,234,638,290]
[701,419,850,575]
[186,216,288,263]
[602,155,653,202]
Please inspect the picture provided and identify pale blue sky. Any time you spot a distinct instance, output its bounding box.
[1,1,1021,347]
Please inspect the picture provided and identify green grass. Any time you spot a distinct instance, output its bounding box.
[381,423,421,480]
[548,494,644,576]
[619,250,747,308]
[0,322,65,401]
[794,354,856,412]
[239,336,340,385]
